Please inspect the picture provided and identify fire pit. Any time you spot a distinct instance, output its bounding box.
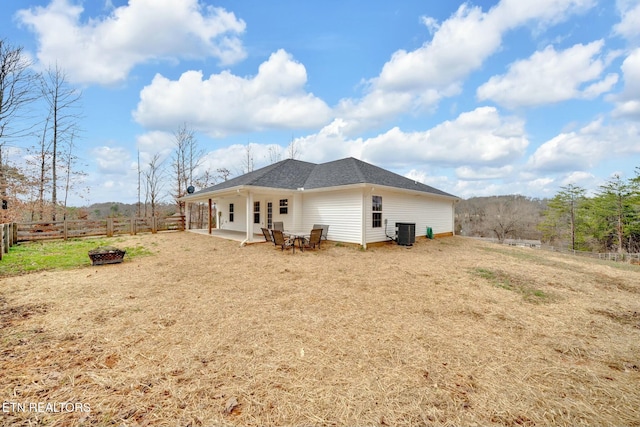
[88,246,126,266]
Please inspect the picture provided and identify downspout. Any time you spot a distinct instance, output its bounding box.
[185,202,191,230]
[361,189,367,250]
[452,200,458,236]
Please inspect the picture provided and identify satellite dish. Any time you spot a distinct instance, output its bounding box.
[187,185,195,194]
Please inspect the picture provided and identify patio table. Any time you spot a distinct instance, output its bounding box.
[284,230,310,252]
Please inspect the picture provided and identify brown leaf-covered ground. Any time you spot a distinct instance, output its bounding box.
[1,232,639,426]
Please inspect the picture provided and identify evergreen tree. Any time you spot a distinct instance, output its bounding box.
[539,184,586,250]
[591,175,636,253]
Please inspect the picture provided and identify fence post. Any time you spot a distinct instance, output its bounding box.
[12,222,17,245]
[107,218,114,237]
[1,225,4,260]
[152,217,157,234]
[63,220,68,241]
[131,217,136,235]
[2,224,8,254]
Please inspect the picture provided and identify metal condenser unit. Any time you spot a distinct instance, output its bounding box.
[396,222,415,246]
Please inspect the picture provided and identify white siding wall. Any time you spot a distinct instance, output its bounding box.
[209,187,454,245]
[216,193,300,234]
[218,197,247,232]
[365,190,454,244]
[251,195,298,234]
[301,189,363,244]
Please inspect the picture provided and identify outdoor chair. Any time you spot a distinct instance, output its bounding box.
[302,228,323,250]
[271,229,294,252]
[313,224,329,241]
[261,227,274,244]
[273,221,284,231]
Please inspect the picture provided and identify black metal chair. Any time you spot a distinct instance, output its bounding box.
[261,228,274,244]
[312,224,329,241]
[271,229,294,252]
[301,228,323,250]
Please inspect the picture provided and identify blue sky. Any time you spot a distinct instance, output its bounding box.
[2,0,640,205]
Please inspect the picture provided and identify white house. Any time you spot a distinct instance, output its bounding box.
[181,157,459,247]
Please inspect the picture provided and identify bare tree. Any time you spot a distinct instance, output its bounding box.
[484,196,530,243]
[144,153,164,217]
[60,131,87,218]
[26,114,52,220]
[41,63,82,220]
[172,123,204,215]
[0,39,39,221]
[137,149,141,217]
[268,145,282,164]
[242,143,254,173]
[217,167,231,182]
[286,137,299,159]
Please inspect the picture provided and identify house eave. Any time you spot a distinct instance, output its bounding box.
[302,182,459,200]
[179,184,301,202]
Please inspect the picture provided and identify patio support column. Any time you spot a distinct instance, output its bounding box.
[246,191,254,243]
[361,189,367,250]
[185,202,191,230]
[208,199,212,234]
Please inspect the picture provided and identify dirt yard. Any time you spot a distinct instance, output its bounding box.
[1,232,639,426]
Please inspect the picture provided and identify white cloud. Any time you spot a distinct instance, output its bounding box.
[527,118,640,172]
[477,41,618,108]
[360,107,528,167]
[419,16,440,35]
[93,146,133,174]
[614,0,640,40]
[133,50,332,136]
[455,165,515,180]
[136,131,175,165]
[334,0,595,133]
[17,0,246,85]
[194,143,288,180]
[611,48,640,119]
[293,107,528,170]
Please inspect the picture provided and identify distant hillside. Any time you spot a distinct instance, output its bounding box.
[455,195,547,241]
[85,202,177,219]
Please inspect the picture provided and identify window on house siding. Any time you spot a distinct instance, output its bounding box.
[229,203,234,222]
[279,199,288,214]
[372,195,382,228]
[254,201,260,224]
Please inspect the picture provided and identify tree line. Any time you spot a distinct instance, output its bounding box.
[0,39,231,224]
[0,39,84,223]
[1,37,306,224]
[456,170,640,254]
[539,172,640,253]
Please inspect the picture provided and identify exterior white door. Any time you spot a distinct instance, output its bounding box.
[267,201,273,229]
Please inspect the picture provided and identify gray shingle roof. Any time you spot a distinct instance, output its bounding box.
[189,157,457,199]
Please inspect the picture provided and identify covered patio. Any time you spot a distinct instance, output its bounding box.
[188,228,264,244]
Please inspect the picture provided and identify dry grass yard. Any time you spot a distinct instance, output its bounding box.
[1,231,639,426]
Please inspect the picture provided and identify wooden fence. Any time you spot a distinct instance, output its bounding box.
[1,223,17,260]
[14,216,185,243]
[471,237,640,265]
[541,245,640,264]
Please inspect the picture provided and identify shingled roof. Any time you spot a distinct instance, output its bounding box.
[189,157,457,199]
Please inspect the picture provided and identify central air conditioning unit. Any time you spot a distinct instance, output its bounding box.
[396,222,415,246]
